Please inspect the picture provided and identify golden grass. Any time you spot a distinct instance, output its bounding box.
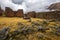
[0,17,60,40]
[0,17,45,31]
[0,17,45,26]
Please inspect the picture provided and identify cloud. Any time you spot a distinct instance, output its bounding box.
[0,0,60,13]
[12,0,24,4]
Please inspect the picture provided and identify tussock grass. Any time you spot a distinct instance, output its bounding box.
[0,17,60,40]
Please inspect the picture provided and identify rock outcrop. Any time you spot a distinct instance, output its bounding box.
[48,2,60,11]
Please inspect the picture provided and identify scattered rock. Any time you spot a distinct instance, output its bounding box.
[10,30,20,36]
[37,26,49,32]
[21,27,27,35]
[26,27,34,34]
[32,22,40,26]
[54,26,60,36]
[37,34,44,40]
[0,27,10,40]
[17,22,23,26]
[49,19,56,22]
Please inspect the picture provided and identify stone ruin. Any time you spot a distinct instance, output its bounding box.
[5,7,23,17]
[0,7,60,20]
[27,11,36,18]
[5,7,15,17]
[26,11,60,20]
[15,9,23,17]
[36,11,60,20]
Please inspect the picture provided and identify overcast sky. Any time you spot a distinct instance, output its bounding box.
[0,0,60,13]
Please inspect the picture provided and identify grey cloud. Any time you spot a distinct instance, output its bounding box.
[12,0,24,4]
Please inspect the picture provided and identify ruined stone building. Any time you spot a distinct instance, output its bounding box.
[5,7,15,17]
[36,11,60,19]
[5,7,23,17]
[27,11,36,18]
[15,9,23,17]
[26,11,60,20]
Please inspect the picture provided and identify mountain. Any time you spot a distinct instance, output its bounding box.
[48,2,60,11]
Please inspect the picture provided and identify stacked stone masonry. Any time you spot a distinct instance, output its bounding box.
[5,7,23,17]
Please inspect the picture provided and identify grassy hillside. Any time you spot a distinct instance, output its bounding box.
[0,17,60,40]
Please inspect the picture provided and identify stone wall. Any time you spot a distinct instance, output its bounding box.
[5,7,23,17]
[5,7,15,17]
[27,11,60,20]
[36,11,60,20]
[27,11,36,18]
[15,9,23,17]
